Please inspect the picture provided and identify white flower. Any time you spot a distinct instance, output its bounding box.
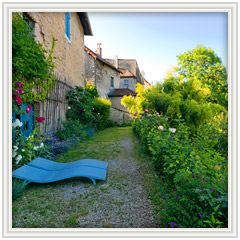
[40,143,44,148]
[22,149,25,152]
[13,145,18,151]
[12,151,17,158]
[169,128,176,133]
[16,155,22,164]
[98,113,100,115]
[12,119,23,128]
[33,146,39,151]
[68,106,71,109]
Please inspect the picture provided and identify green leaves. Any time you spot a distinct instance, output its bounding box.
[12,13,56,104]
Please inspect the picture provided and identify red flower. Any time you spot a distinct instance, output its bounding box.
[16,81,24,88]
[26,105,32,114]
[15,88,24,94]
[15,95,22,104]
[37,117,45,123]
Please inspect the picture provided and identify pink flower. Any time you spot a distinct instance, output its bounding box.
[165,118,168,121]
[37,117,45,123]
[92,108,95,110]
[158,125,164,131]
[83,109,85,112]
[15,95,22,104]
[16,81,24,88]
[26,105,32,114]
[15,88,24,94]
[145,109,148,112]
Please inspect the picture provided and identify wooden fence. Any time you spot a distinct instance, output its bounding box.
[40,73,74,134]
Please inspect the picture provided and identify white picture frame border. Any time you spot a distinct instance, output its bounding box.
[2,1,238,238]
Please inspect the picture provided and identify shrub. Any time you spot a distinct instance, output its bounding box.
[55,120,86,141]
[12,179,26,201]
[133,110,228,228]
[66,84,112,130]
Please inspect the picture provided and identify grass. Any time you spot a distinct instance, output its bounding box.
[12,126,165,228]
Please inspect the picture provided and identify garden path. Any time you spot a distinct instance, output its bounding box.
[12,127,158,228]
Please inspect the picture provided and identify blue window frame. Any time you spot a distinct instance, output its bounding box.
[65,12,71,40]
[124,79,129,85]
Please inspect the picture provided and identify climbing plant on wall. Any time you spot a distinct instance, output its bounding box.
[12,12,56,114]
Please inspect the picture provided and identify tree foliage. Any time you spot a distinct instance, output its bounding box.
[121,46,227,131]
[177,45,228,108]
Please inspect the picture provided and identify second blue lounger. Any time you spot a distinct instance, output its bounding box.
[12,164,107,185]
[28,157,108,171]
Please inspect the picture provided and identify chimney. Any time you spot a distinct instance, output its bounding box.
[95,43,102,57]
[115,55,118,68]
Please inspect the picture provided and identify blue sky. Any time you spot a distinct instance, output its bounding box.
[84,12,228,84]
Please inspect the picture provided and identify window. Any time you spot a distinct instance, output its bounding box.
[110,77,114,88]
[65,12,71,40]
[22,13,35,36]
[124,79,129,86]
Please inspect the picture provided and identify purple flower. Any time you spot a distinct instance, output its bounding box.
[211,189,214,193]
[199,214,203,218]
[178,195,180,199]
[182,216,184,219]
[200,190,203,194]
[174,190,176,192]
[177,225,180,228]
[217,194,220,197]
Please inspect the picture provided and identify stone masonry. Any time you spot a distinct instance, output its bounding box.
[26,12,88,88]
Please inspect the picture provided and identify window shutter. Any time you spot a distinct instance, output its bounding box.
[65,12,71,40]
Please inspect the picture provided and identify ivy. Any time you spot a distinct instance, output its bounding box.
[12,13,56,104]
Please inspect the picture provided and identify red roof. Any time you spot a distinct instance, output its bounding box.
[119,69,135,77]
[108,88,137,97]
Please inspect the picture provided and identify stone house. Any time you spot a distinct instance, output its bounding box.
[24,12,92,87]
[21,12,92,134]
[84,45,121,98]
[108,88,137,124]
[105,58,144,90]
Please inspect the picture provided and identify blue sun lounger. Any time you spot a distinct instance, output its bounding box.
[27,157,108,171]
[12,164,107,185]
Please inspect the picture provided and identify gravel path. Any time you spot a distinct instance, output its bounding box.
[75,133,156,228]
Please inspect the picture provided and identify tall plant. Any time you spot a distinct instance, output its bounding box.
[12,13,56,110]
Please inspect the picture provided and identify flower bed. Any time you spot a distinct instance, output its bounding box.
[133,110,228,228]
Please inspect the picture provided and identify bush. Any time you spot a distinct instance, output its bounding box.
[133,110,228,228]
[55,120,87,141]
[12,179,26,201]
[66,84,112,130]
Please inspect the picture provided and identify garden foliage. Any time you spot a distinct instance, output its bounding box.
[133,111,228,228]
[129,46,228,228]
[12,13,56,106]
[66,84,113,130]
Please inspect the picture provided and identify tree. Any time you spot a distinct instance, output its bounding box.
[177,45,228,108]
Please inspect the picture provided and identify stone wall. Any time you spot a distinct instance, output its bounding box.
[84,51,121,98]
[110,107,134,125]
[119,77,137,92]
[27,12,85,88]
[109,96,128,111]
